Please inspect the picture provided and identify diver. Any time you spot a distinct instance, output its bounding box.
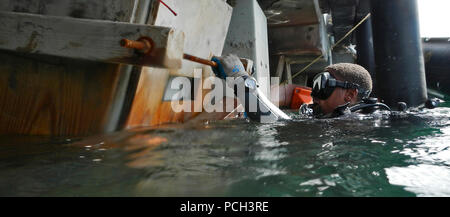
[211,54,391,122]
[303,62,391,118]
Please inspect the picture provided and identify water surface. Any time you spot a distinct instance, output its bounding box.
[1,103,450,197]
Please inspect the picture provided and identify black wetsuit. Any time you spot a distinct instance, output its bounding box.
[236,81,390,121]
[298,98,392,119]
[233,76,392,122]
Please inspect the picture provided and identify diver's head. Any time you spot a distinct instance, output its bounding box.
[311,63,373,115]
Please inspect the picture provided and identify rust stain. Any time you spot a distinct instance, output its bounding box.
[120,37,153,54]
[107,46,181,69]
[16,31,40,53]
[69,41,82,48]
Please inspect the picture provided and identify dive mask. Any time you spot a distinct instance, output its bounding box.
[311,72,361,100]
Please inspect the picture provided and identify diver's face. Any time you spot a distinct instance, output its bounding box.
[312,87,348,115]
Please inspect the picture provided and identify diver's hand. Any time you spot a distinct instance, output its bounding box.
[211,54,248,79]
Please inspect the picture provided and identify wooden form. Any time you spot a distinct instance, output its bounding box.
[0,11,185,69]
[275,55,285,83]
[125,0,233,128]
[258,0,322,27]
[0,51,124,135]
[0,0,151,136]
[274,55,294,84]
[0,0,234,136]
[285,61,293,84]
[0,0,143,22]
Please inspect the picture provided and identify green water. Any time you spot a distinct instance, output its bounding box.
[1,104,450,196]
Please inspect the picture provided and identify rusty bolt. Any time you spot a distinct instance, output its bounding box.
[183,54,218,68]
[120,37,153,54]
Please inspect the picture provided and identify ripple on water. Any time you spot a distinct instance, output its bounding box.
[1,106,450,196]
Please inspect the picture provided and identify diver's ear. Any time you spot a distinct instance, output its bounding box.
[345,89,358,103]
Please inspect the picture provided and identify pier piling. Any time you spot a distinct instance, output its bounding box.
[371,0,428,108]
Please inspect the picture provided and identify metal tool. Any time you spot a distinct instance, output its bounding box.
[120,38,217,67]
[120,38,153,54]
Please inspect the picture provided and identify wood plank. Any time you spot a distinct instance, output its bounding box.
[152,0,233,77]
[0,51,122,136]
[126,67,169,128]
[0,11,184,69]
[0,0,139,22]
[285,62,293,84]
[268,24,323,56]
[125,0,233,128]
[0,1,153,136]
[258,0,321,27]
[275,55,285,82]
